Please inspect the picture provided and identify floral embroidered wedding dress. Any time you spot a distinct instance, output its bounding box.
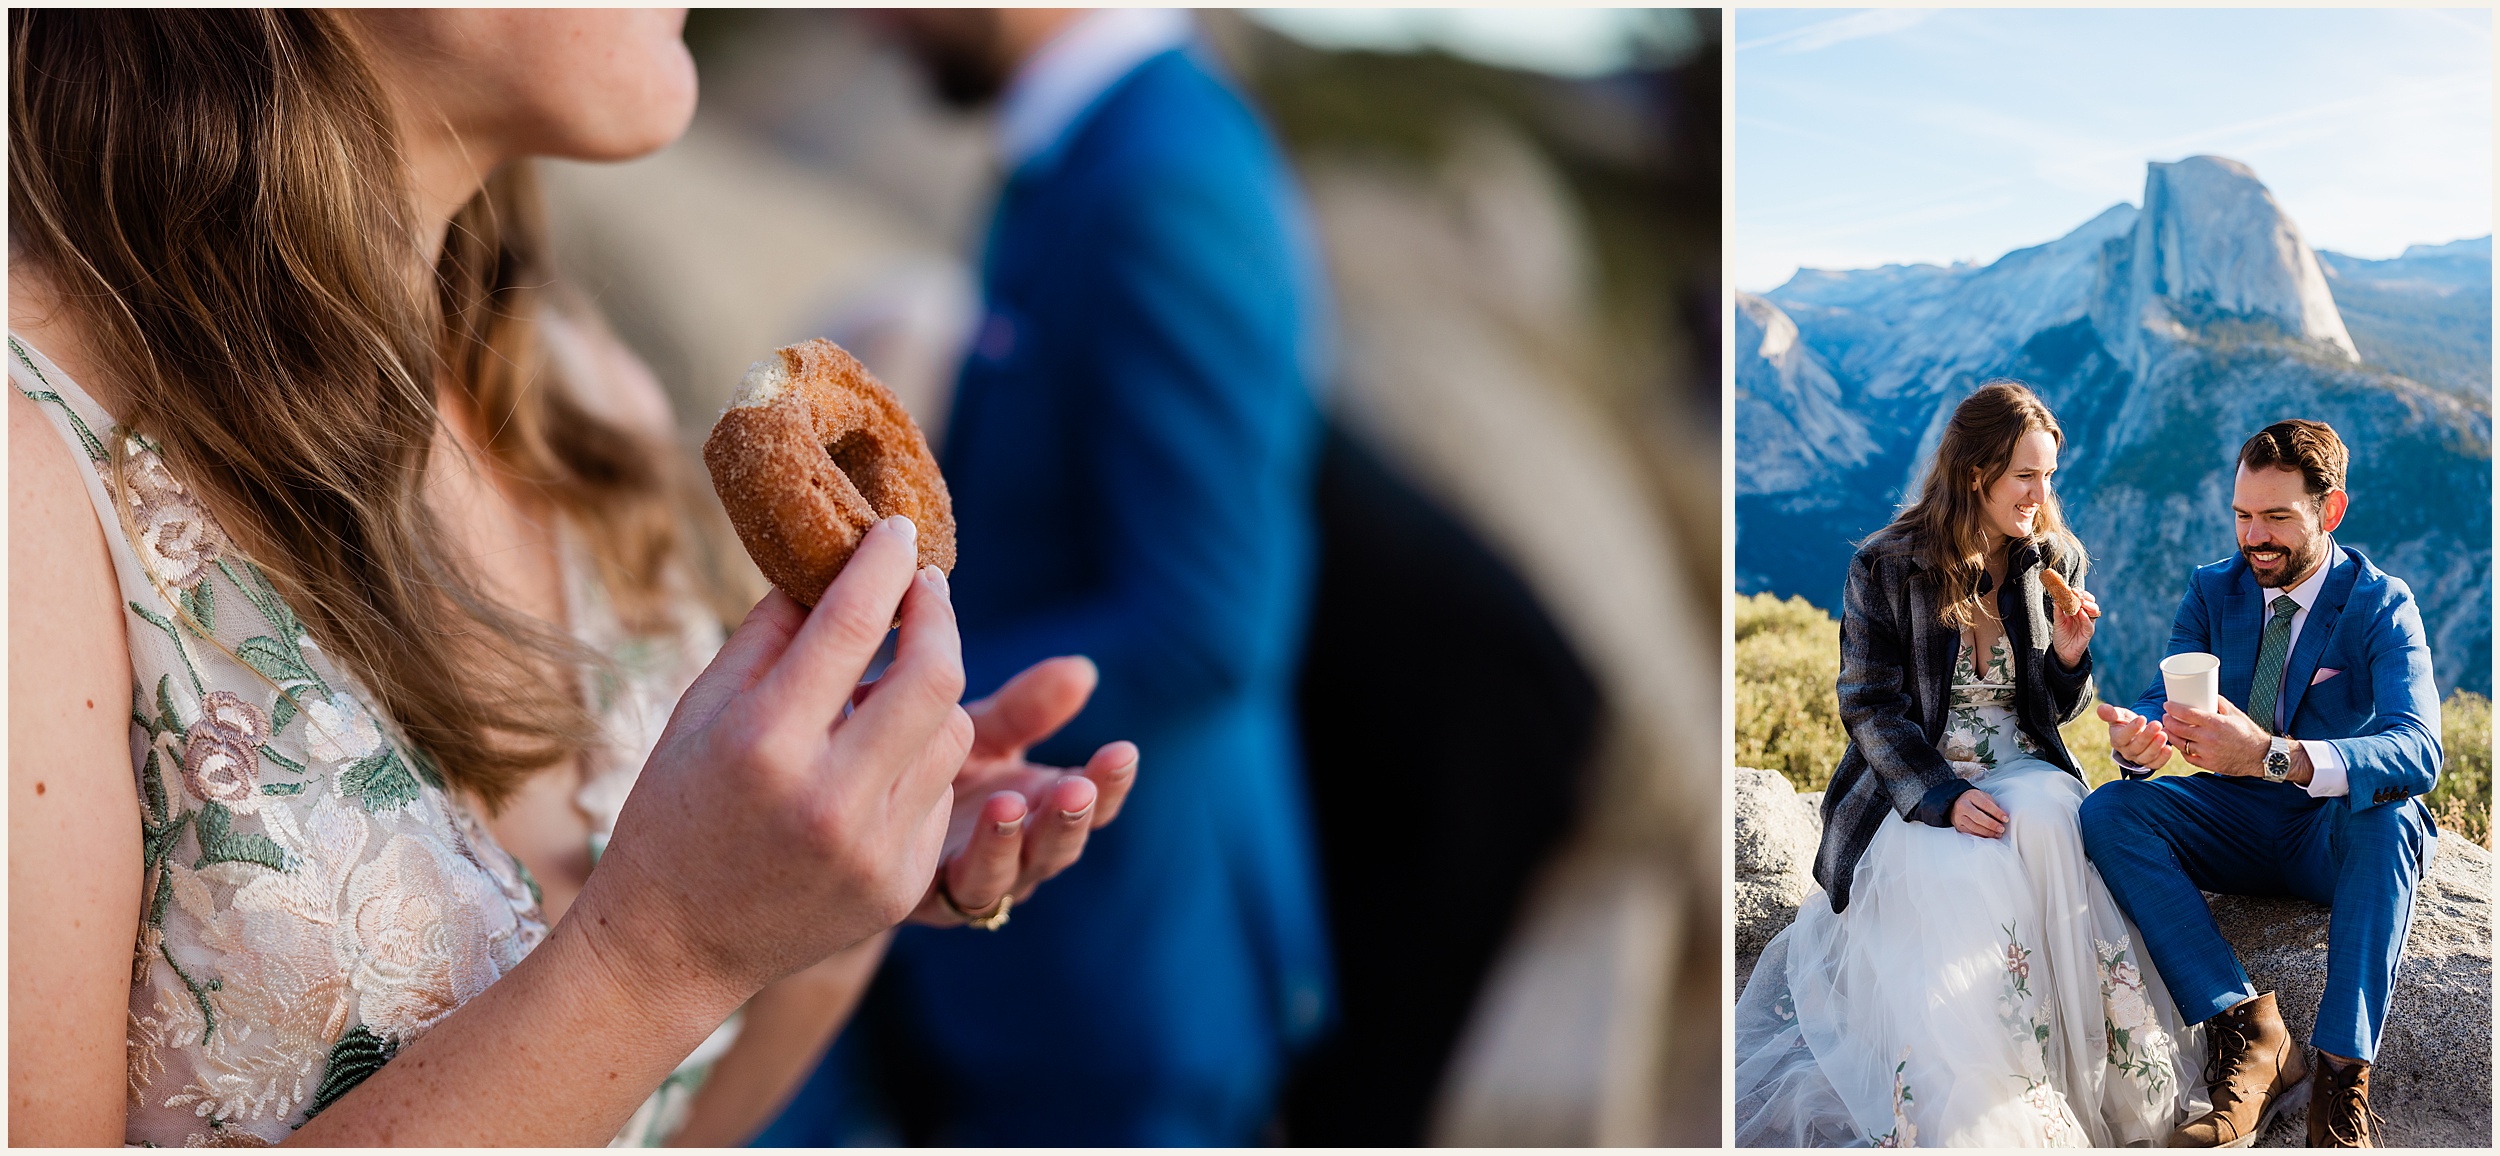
[12,336,727,1147]
[1733,633,2206,1147]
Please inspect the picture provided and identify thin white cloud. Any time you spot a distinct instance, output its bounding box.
[1735,9,1937,55]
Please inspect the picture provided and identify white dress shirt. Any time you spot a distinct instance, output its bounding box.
[2272,541,2351,798]
[996,8,1195,172]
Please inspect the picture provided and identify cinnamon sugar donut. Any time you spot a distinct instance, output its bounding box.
[2040,568,2085,619]
[703,339,955,606]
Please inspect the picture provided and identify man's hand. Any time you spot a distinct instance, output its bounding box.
[1951,790,2009,839]
[2098,702,2173,771]
[2163,696,2271,777]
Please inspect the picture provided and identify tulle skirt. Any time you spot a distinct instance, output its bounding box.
[1734,757,2206,1147]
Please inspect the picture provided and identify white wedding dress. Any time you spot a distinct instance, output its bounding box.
[1735,633,2206,1147]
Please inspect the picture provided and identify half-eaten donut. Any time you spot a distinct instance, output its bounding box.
[703,339,955,606]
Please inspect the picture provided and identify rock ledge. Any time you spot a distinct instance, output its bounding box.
[1731,768,2492,1148]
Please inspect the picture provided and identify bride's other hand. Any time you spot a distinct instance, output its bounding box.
[577,516,972,1004]
[2050,586,2098,668]
[1951,790,2009,839]
[907,656,1141,926]
[2097,702,2174,771]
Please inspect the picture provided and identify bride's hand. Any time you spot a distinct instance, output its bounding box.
[2050,586,2098,668]
[901,656,1140,926]
[573,517,972,1005]
[1951,790,2009,839]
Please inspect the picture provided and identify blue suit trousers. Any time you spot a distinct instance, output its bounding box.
[2079,773,2432,1062]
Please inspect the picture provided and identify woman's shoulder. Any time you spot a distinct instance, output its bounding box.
[1851,525,1920,570]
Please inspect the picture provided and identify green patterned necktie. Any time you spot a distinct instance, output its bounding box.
[2247,594,2300,735]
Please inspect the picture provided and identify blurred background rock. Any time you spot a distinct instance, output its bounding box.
[536,9,1722,1146]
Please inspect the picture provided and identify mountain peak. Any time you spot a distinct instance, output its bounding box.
[2098,155,2358,367]
[1734,292,1875,496]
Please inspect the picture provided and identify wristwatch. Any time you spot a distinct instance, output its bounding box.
[2262,735,2294,783]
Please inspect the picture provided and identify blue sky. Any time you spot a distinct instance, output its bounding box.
[1733,8,2493,291]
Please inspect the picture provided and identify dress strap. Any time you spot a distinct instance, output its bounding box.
[7,332,116,469]
[9,331,153,580]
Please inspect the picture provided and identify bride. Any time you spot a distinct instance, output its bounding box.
[1734,381,2205,1147]
[10,11,1137,1146]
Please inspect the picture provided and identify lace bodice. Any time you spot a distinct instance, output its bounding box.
[10,336,723,1146]
[1938,630,2042,780]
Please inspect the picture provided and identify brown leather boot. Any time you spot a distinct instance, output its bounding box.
[2308,1052,2379,1147]
[2166,991,2310,1148]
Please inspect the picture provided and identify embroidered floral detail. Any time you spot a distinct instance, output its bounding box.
[122,439,229,589]
[1941,634,2043,779]
[127,994,183,1108]
[159,840,346,1127]
[1997,923,2088,1146]
[2097,937,2177,1103]
[302,693,383,768]
[2019,1079,2088,1147]
[1872,1046,1917,1147]
[180,692,270,807]
[340,835,524,1045]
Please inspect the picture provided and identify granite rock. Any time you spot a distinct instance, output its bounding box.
[1731,771,2493,1145]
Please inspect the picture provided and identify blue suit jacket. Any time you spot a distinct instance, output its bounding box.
[2131,546,2442,811]
[871,47,1332,1143]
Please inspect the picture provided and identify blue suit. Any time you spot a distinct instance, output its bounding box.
[762,46,1332,1146]
[2080,545,2441,1061]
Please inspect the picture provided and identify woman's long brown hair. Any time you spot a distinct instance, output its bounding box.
[10,9,682,808]
[1880,380,2086,630]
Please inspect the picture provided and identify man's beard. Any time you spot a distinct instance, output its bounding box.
[892,11,1013,109]
[2243,535,2327,589]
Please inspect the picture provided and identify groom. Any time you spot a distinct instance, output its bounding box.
[2080,419,2440,1149]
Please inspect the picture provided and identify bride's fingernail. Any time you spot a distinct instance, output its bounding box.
[995,817,1023,838]
[1060,806,1091,823]
[887,515,918,542]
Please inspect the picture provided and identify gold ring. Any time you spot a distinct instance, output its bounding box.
[938,878,1012,931]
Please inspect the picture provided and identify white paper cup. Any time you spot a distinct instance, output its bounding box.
[2161,652,2220,713]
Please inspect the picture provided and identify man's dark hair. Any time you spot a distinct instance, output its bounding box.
[2238,419,2348,501]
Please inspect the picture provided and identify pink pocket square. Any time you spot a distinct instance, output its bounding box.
[2312,667,2343,685]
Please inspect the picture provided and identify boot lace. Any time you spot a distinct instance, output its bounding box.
[2319,1062,2382,1146]
[2202,1013,2257,1106]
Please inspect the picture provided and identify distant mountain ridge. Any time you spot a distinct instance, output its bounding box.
[1738,156,2492,696]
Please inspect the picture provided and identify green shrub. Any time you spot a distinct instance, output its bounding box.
[2064,708,2127,788]
[1734,592,1847,791]
[1733,597,2493,843]
[1736,591,2152,792]
[2431,689,2492,849]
